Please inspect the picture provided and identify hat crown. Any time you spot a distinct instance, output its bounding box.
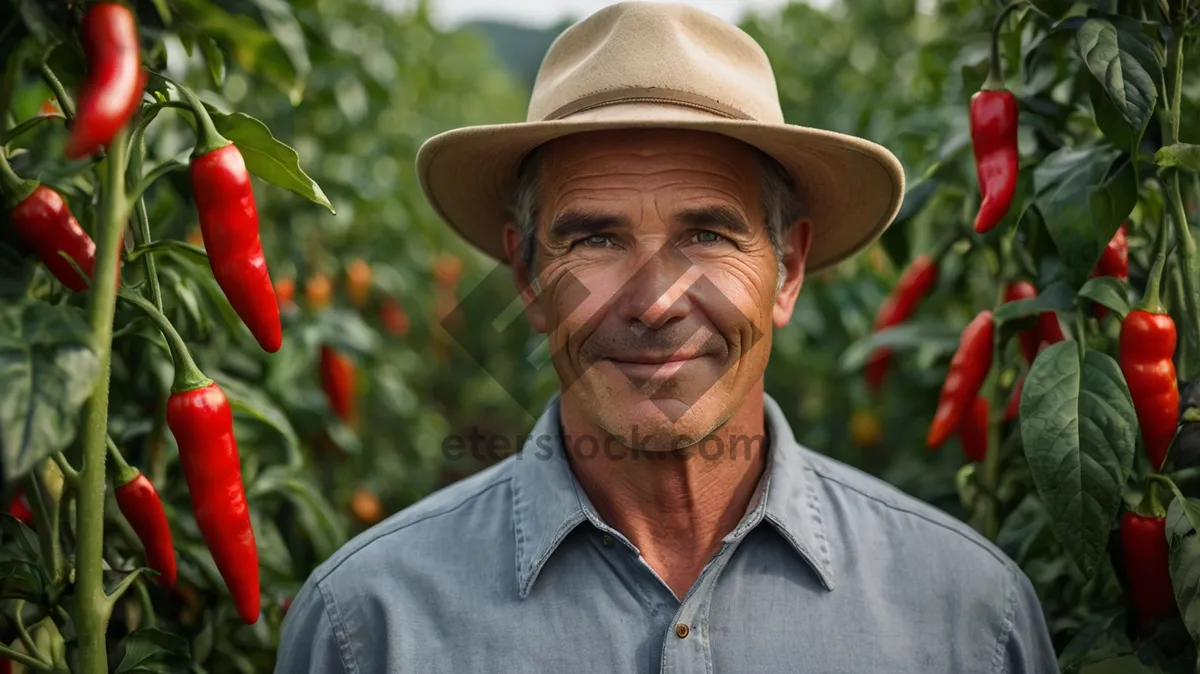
[527,2,785,124]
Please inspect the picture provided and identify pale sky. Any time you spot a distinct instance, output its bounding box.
[394,0,815,28]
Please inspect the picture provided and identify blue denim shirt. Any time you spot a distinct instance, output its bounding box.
[275,393,1057,673]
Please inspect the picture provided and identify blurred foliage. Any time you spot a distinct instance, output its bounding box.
[4,0,1200,670]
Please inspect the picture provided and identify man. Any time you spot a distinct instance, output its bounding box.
[276,3,1058,672]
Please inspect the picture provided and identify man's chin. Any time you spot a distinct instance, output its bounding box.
[601,397,721,453]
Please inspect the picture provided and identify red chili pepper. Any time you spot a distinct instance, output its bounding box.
[381,298,410,337]
[167,381,260,624]
[1121,511,1174,624]
[114,469,177,587]
[957,395,989,463]
[1005,375,1023,423]
[185,92,281,353]
[969,89,1019,234]
[866,254,939,394]
[1037,310,1066,347]
[321,346,357,423]
[1120,309,1179,471]
[1004,282,1041,364]
[6,489,34,526]
[928,310,994,449]
[1002,281,1065,363]
[1091,224,1129,320]
[1,166,97,292]
[65,3,144,159]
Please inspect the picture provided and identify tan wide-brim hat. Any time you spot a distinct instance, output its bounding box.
[416,1,905,272]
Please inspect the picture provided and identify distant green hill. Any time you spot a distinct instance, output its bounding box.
[460,19,573,91]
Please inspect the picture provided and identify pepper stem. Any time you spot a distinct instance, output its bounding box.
[1139,214,1171,314]
[39,62,75,121]
[167,79,231,158]
[983,2,1024,91]
[1147,473,1186,518]
[117,290,213,393]
[105,436,141,488]
[0,149,38,208]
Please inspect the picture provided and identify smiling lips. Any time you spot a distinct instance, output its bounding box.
[605,352,707,383]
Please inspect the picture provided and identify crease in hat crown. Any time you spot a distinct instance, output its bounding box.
[526,2,785,125]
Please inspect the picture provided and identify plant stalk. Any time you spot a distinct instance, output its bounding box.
[24,470,62,587]
[0,641,53,672]
[128,122,164,313]
[75,126,130,673]
[1163,23,1200,370]
[981,280,1009,540]
[39,63,74,121]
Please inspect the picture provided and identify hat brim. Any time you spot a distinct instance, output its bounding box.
[415,103,905,272]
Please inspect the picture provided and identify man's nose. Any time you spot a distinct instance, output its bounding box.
[613,245,703,330]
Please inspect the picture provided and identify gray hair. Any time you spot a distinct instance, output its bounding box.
[510,143,805,290]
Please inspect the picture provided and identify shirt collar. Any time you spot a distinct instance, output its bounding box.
[509,392,836,598]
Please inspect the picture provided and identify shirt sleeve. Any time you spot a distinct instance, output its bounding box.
[999,565,1059,674]
[274,576,350,674]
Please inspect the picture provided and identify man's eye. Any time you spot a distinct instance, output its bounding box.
[579,234,613,248]
[693,230,725,245]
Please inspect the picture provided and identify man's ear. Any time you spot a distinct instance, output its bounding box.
[773,219,813,328]
[502,222,548,334]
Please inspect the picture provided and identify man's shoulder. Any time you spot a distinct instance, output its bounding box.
[800,448,1015,572]
[309,457,517,586]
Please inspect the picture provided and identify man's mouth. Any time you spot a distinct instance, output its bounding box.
[604,353,705,382]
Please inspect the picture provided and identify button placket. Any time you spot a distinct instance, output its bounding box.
[659,539,742,674]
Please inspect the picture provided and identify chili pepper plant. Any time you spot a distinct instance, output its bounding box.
[0,0,393,669]
[842,1,1200,670]
[0,0,534,669]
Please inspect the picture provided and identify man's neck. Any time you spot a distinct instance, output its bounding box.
[559,393,769,600]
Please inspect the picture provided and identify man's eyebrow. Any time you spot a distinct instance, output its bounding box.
[676,205,751,236]
[547,210,629,240]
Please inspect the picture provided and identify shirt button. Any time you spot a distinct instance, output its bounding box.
[675,623,690,639]
[602,534,614,547]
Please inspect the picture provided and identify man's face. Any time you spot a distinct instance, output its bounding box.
[505,129,811,451]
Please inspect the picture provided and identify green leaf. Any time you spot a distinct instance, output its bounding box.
[149,0,171,26]
[13,0,56,46]
[0,514,42,564]
[1020,343,1137,579]
[250,0,312,81]
[1076,17,1160,138]
[175,0,302,99]
[1088,76,1136,153]
[210,374,302,466]
[879,179,939,266]
[1167,500,1200,655]
[209,111,335,214]
[251,509,294,577]
[996,494,1052,566]
[1166,496,1200,544]
[116,627,192,673]
[1034,148,1138,286]
[993,281,1076,324]
[1154,143,1200,172]
[248,466,346,560]
[0,302,100,482]
[197,35,226,88]
[1078,276,1131,319]
[0,560,47,601]
[1057,609,1134,673]
[838,322,963,373]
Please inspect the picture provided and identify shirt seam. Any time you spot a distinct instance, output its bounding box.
[315,476,512,584]
[989,564,1020,674]
[810,466,1014,568]
[317,578,357,674]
